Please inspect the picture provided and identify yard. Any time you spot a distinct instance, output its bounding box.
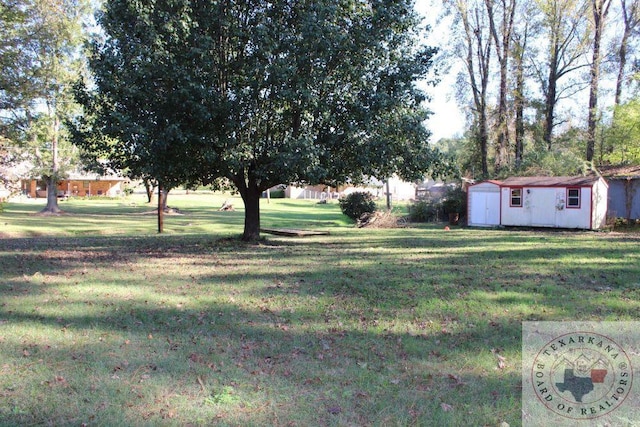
[1,194,639,426]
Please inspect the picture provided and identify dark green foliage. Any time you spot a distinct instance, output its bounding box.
[339,192,377,220]
[74,0,454,240]
[441,186,467,215]
[268,189,285,199]
[408,200,443,222]
[612,217,640,230]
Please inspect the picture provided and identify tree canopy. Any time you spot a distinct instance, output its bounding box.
[1,0,87,211]
[441,0,640,178]
[74,0,453,240]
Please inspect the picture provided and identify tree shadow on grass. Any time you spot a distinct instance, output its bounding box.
[0,300,523,426]
[1,230,639,424]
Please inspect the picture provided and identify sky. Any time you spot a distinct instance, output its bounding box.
[414,0,466,142]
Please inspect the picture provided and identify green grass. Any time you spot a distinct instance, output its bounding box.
[1,193,639,426]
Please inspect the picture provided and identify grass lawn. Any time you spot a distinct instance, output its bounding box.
[1,193,639,426]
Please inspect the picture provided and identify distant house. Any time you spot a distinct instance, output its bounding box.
[284,184,340,200]
[600,165,640,220]
[21,172,129,198]
[468,176,609,230]
[284,176,418,201]
[0,184,9,202]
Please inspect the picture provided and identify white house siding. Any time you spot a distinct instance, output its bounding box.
[285,185,306,199]
[386,177,417,200]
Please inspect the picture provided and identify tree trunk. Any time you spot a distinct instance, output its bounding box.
[232,167,266,242]
[144,178,155,203]
[42,175,62,214]
[157,183,164,233]
[458,2,491,178]
[485,0,515,173]
[241,185,261,241]
[539,0,589,152]
[610,0,638,157]
[513,31,527,168]
[587,0,610,162]
[385,179,391,210]
[478,111,489,177]
[40,115,62,214]
[615,26,630,108]
[544,62,558,151]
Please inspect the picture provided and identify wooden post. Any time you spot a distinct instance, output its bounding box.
[157,183,164,233]
[385,179,391,211]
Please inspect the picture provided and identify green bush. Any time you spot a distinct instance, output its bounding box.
[613,217,640,229]
[339,191,377,220]
[269,189,285,198]
[408,200,442,222]
[441,186,467,215]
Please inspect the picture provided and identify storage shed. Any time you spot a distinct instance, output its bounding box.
[467,176,609,230]
[467,180,502,227]
[600,165,640,220]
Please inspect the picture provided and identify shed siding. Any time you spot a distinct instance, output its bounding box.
[501,186,595,229]
[467,181,501,227]
[607,180,640,220]
[592,179,609,228]
[468,176,608,230]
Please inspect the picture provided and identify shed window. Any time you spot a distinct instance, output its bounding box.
[510,188,523,207]
[567,188,580,208]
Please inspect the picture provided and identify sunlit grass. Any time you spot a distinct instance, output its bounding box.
[1,194,639,425]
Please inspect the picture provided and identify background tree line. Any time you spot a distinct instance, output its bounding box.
[3,0,456,239]
[3,0,640,236]
[439,0,640,178]
[1,0,87,212]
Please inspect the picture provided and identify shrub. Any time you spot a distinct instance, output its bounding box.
[441,186,467,215]
[408,200,442,222]
[269,189,285,198]
[613,217,640,230]
[339,191,377,220]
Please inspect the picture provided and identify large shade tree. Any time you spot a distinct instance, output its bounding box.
[75,0,452,240]
[1,0,87,211]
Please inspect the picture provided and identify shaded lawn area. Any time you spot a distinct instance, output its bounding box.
[1,196,639,425]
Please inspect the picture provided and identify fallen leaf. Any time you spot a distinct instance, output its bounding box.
[327,405,342,415]
[447,373,465,387]
[441,402,453,412]
[497,354,506,369]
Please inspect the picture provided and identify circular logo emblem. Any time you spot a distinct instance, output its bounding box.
[531,331,633,419]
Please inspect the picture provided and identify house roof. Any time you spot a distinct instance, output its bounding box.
[500,176,603,187]
[65,171,128,181]
[598,165,640,178]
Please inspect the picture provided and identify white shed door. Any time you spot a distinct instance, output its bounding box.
[471,192,500,225]
[530,188,561,227]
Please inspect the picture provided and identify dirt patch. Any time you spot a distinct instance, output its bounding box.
[357,211,406,228]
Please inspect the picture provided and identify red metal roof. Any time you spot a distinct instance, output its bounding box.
[598,165,640,178]
[500,176,603,187]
